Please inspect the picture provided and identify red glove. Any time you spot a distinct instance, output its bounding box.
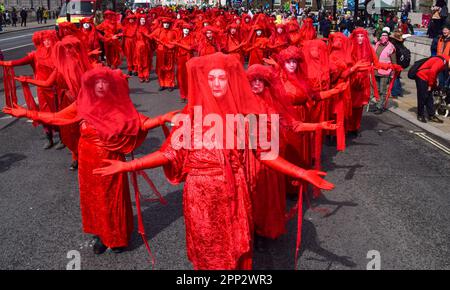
[93,151,169,176]
[261,157,334,190]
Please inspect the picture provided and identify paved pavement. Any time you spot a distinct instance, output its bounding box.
[1,30,450,270]
[0,20,56,35]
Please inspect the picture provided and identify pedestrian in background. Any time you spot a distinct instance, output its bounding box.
[20,8,27,27]
[43,8,48,24]
[11,8,17,27]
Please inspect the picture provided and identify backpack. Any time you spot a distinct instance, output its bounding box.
[407,56,446,80]
[395,45,411,68]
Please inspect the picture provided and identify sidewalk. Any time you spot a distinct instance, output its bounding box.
[387,76,450,141]
[0,19,56,34]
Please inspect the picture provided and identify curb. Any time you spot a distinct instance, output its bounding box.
[0,24,55,35]
[388,106,450,142]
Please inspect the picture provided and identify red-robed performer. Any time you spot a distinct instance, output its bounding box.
[224,23,245,64]
[245,25,269,67]
[135,16,154,83]
[328,32,370,150]
[298,18,317,43]
[0,30,59,149]
[13,36,93,169]
[122,14,138,76]
[197,26,222,56]
[268,24,290,56]
[93,53,334,270]
[79,17,103,64]
[171,22,196,102]
[96,10,123,69]
[150,17,177,91]
[347,28,402,135]
[3,67,178,254]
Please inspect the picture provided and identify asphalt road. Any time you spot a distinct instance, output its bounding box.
[1,30,450,270]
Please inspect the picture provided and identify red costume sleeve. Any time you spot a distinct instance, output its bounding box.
[27,102,79,126]
[9,52,35,67]
[25,70,57,88]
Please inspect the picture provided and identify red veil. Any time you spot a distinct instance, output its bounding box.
[300,39,330,93]
[77,67,141,144]
[328,32,353,69]
[349,27,374,62]
[299,18,317,42]
[32,30,58,69]
[52,35,92,100]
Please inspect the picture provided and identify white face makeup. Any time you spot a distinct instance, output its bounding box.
[230,28,237,35]
[251,78,265,95]
[163,23,170,29]
[277,27,283,34]
[256,30,262,36]
[94,78,110,98]
[82,23,90,29]
[284,59,298,73]
[140,18,146,25]
[183,28,190,35]
[206,30,213,39]
[357,33,365,45]
[43,38,52,48]
[208,69,228,98]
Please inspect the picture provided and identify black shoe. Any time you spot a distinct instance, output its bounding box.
[111,247,126,254]
[69,160,78,171]
[374,108,383,115]
[133,72,138,76]
[158,87,166,91]
[417,116,427,123]
[128,71,133,76]
[254,235,268,253]
[428,115,444,123]
[168,87,174,92]
[93,237,107,255]
[43,133,54,149]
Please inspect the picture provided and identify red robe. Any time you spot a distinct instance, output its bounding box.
[152,27,177,88]
[135,25,153,80]
[35,103,148,248]
[96,20,123,68]
[175,33,195,99]
[122,22,138,72]
[248,37,268,67]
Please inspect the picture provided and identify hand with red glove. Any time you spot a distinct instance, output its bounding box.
[0,60,12,66]
[2,103,28,118]
[261,156,334,190]
[14,76,29,83]
[320,121,338,130]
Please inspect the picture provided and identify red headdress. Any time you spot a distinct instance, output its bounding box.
[328,32,352,65]
[32,30,58,68]
[350,27,373,62]
[77,66,141,143]
[299,18,317,41]
[57,21,81,40]
[300,39,330,92]
[52,35,92,100]
[159,17,174,24]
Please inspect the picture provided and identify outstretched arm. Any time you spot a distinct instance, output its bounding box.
[93,150,170,176]
[261,156,334,190]
[140,110,180,131]
[3,102,78,126]
[0,53,34,67]
[16,70,57,88]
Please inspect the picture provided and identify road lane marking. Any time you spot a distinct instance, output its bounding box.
[411,131,450,155]
[0,34,33,42]
[2,43,34,51]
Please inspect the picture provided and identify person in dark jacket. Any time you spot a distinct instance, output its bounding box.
[414,55,449,123]
[20,8,27,27]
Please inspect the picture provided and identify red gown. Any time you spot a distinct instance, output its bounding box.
[152,27,177,88]
[175,33,195,99]
[96,20,123,69]
[135,24,153,81]
[122,16,138,73]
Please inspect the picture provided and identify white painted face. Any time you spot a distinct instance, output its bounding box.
[43,38,52,48]
[94,78,110,98]
[256,30,262,36]
[140,18,146,25]
[163,23,170,29]
[177,14,181,19]
[183,28,190,35]
[277,27,283,34]
[82,23,90,29]
[208,69,228,98]
[230,28,237,35]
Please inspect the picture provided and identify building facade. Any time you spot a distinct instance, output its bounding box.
[2,0,62,10]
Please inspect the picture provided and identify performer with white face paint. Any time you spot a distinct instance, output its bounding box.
[171,22,197,102]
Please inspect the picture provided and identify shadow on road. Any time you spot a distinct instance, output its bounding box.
[0,153,27,173]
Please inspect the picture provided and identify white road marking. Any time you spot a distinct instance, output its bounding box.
[412,131,450,155]
[2,43,34,51]
[0,34,33,42]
